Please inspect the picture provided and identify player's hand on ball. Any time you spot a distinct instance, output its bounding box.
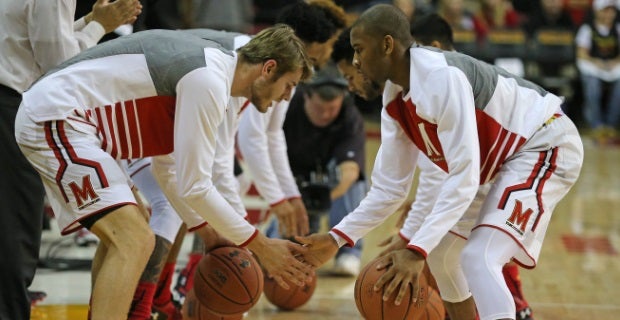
[195,225,235,253]
[247,233,311,290]
[377,234,407,258]
[374,248,425,306]
[295,233,339,268]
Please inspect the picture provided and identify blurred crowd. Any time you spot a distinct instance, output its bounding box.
[78,0,620,140]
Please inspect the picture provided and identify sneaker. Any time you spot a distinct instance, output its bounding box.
[28,290,47,306]
[74,228,99,247]
[331,254,361,277]
[514,296,534,320]
[174,253,202,300]
[151,299,182,320]
[516,306,533,320]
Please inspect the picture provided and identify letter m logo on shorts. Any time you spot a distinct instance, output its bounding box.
[506,200,533,234]
[69,175,100,210]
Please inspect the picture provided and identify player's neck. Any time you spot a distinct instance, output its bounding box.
[231,57,262,97]
[391,47,411,92]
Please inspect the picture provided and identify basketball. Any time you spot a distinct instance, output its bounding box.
[192,246,264,316]
[182,288,243,320]
[263,272,317,310]
[354,258,431,320]
[414,288,446,320]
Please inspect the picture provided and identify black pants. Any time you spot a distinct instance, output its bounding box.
[0,85,45,320]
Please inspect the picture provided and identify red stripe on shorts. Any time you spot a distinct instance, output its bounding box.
[56,121,110,188]
[45,121,69,203]
[531,148,558,231]
[498,151,547,209]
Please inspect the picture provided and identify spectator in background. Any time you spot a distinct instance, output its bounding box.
[281,67,368,276]
[575,0,620,142]
[0,1,141,319]
[473,0,523,39]
[193,0,255,34]
[522,0,576,36]
[333,0,391,18]
[333,0,435,24]
[437,0,477,35]
[393,0,437,21]
[512,0,539,13]
[253,0,303,31]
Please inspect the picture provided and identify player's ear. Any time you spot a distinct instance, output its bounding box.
[430,40,442,50]
[262,59,277,77]
[383,35,394,55]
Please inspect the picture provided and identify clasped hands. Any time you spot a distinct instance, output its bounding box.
[298,232,428,306]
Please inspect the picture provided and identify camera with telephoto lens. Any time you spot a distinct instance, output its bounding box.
[298,171,331,213]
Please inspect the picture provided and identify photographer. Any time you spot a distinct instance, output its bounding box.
[280,66,367,276]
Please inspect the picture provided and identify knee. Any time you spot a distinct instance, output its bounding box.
[459,244,482,277]
[426,254,447,279]
[131,222,155,256]
[101,219,155,259]
[121,226,154,253]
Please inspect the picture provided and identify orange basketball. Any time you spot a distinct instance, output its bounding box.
[414,288,446,320]
[263,272,317,310]
[354,258,431,320]
[192,246,263,316]
[182,288,243,320]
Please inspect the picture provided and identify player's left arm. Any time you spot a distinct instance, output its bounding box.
[266,101,302,199]
[406,67,480,257]
[237,106,288,206]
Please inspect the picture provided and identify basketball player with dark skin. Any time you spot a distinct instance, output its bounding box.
[329,13,536,320]
[331,19,475,320]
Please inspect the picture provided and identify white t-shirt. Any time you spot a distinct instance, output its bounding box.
[0,0,105,93]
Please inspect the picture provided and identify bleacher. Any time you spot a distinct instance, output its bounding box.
[453,27,578,116]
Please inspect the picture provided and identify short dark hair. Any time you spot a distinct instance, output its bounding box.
[277,0,346,44]
[331,27,353,64]
[410,13,454,50]
[305,84,348,101]
[352,4,413,47]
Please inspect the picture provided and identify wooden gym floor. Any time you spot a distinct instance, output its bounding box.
[30,121,620,320]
